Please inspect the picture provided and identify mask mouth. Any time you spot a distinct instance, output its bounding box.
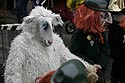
[103,23,110,30]
[41,40,53,47]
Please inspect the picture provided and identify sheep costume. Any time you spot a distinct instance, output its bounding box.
[4,6,99,83]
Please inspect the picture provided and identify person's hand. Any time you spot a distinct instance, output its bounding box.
[93,64,102,72]
[86,64,102,82]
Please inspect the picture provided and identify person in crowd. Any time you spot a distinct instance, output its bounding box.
[69,0,112,82]
[32,0,48,8]
[108,8,125,83]
[4,6,99,83]
[108,0,125,83]
[6,0,17,14]
[0,0,7,24]
[15,0,29,23]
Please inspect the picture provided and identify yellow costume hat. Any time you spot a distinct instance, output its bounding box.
[67,0,85,11]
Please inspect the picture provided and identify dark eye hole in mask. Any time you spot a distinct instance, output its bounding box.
[42,21,48,31]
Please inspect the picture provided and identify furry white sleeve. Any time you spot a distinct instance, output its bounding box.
[53,33,99,82]
[4,35,25,83]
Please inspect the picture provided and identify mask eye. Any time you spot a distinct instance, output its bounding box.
[100,12,106,19]
[43,21,48,31]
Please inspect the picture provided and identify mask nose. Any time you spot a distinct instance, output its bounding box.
[105,12,112,24]
[48,40,53,45]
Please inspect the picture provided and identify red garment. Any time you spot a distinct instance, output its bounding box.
[37,71,55,83]
[53,0,73,21]
[36,71,96,83]
[119,16,125,31]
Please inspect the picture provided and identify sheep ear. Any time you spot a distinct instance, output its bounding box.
[23,16,36,24]
[52,16,64,26]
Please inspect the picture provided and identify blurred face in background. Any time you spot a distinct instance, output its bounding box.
[112,13,125,31]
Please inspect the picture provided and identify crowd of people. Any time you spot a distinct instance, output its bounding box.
[0,0,49,23]
[67,0,125,83]
[108,6,125,83]
[0,0,125,83]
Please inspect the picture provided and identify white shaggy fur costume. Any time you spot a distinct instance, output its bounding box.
[4,6,98,83]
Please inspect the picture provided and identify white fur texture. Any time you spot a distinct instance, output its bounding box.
[4,6,97,83]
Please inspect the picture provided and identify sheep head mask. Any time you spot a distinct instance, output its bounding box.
[21,6,64,47]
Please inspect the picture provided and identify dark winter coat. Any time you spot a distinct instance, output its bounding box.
[108,21,125,60]
[108,20,125,79]
[69,29,110,71]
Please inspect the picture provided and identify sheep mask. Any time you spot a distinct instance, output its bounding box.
[21,6,64,46]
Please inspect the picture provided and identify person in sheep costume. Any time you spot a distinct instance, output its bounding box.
[4,6,100,83]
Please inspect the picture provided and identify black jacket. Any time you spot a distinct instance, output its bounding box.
[69,29,110,71]
[108,20,125,60]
